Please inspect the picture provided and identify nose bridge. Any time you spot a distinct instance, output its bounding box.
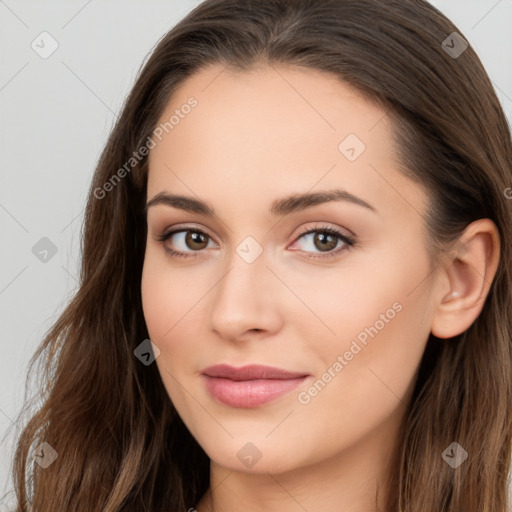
[208,242,281,339]
[215,246,270,312]
[217,232,270,298]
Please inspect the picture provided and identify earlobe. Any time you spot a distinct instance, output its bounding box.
[431,219,500,339]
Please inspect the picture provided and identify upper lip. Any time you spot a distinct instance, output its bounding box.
[201,364,309,381]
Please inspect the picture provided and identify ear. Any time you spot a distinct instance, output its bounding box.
[431,219,500,339]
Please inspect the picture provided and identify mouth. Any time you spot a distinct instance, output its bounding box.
[201,364,310,408]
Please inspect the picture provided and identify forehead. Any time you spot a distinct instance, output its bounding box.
[152,62,385,154]
[146,63,426,221]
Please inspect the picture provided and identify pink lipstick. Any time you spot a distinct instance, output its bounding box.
[201,364,309,408]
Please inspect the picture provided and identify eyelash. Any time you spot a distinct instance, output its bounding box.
[156,224,356,261]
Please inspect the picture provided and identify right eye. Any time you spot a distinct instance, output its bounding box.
[157,228,218,259]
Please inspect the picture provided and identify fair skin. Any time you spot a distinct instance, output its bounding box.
[141,63,499,512]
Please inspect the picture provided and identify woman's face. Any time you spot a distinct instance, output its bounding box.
[141,63,439,475]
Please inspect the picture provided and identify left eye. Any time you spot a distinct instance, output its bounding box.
[290,228,354,256]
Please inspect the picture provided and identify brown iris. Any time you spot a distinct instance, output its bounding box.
[313,231,338,252]
[185,231,209,250]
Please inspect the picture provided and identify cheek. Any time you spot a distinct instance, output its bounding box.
[140,250,199,410]
[141,248,206,340]
[287,258,432,464]
[287,242,431,343]
[140,247,215,398]
[293,238,433,390]
[141,253,172,340]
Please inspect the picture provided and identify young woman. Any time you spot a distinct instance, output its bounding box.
[6,0,512,510]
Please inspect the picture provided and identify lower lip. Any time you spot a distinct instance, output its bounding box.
[202,375,308,408]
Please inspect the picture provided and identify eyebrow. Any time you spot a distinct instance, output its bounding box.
[145,188,377,216]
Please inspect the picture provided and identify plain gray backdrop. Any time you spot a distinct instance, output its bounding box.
[1,0,511,507]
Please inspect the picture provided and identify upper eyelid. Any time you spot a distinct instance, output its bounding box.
[161,223,215,238]
[295,224,351,237]
[168,227,218,245]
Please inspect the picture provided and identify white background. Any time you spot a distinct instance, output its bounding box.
[1,0,511,506]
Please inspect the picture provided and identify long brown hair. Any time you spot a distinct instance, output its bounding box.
[4,0,511,510]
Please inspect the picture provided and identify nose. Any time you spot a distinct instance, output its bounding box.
[208,251,283,342]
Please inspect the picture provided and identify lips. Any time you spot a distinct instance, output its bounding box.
[202,364,308,381]
[201,364,310,408]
